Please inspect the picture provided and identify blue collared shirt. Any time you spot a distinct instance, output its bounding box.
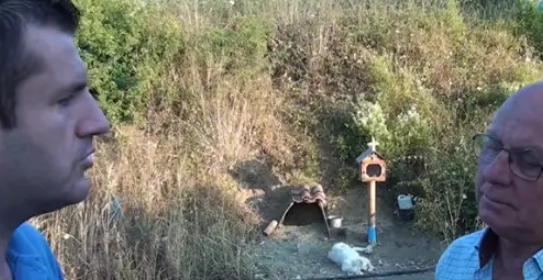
[6,222,64,280]
[436,228,543,280]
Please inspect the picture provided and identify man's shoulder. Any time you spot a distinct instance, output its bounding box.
[435,229,485,279]
[442,229,486,254]
[9,222,64,280]
[14,222,48,243]
[12,222,56,255]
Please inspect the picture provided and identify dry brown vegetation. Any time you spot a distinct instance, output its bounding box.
[29,0,543,279]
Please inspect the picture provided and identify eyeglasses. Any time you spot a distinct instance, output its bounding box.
[473,134,543,181]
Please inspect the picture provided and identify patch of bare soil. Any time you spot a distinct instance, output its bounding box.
[245,186,445,280]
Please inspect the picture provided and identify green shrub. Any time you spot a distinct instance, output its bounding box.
[318,0,543,239]
[192,17,274,77]
[75,0,184,125]
[516,0,543,55]
[411,137,482,242]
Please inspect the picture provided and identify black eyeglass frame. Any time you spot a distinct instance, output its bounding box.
[472,133,543,182]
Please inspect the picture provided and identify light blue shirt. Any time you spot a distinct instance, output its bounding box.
[436,228,543,280]
[7,222,64,280]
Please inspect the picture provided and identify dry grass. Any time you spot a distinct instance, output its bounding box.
[32,2,295,275]
[33,120,266,280]
[30,65,285,279]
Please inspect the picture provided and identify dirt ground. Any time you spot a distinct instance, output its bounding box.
[244,186,445,280]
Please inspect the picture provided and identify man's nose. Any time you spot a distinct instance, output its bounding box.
[482,150,512,186]
[76,92,111,138]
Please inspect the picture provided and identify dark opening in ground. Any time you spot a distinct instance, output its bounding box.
[282,202,326,227]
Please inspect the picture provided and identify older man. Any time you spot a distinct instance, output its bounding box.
[0,0,110,279]
[436,81,543,279]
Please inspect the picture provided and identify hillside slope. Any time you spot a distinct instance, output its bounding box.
[31,0,543,279]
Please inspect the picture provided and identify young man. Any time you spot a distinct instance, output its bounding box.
[0,0,110,279]
[436,81,543,279]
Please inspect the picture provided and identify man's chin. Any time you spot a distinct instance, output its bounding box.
[479,202,508,231]
[57,178,91,208]
[71,177,91,202]
[480,209,536,243]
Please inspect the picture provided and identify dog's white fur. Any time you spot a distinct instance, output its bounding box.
[327,242,376,276]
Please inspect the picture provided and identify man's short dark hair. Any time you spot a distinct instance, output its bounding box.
[0,0,80,129]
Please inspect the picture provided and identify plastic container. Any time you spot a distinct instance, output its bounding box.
[397,194,413,210]
[397,194,415,222]
[327,215,343,228]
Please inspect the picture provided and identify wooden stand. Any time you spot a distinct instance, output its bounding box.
[356,137,386,245]
[368,180,377,244]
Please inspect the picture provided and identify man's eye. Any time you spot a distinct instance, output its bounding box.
[58,94,75,107]
[488,145,501,151]
[521,154,540,165]
[484,143,502,153]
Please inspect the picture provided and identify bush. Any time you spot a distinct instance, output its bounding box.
[516,0,543,55]
[316,0,543,239]
[75,0,184,125]
[192,17,274,77]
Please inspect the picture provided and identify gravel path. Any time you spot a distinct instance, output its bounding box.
[375,271,434,280]
[298,268,435,280]
[247,186,444,280]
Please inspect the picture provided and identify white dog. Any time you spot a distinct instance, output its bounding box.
[327,242,376,276]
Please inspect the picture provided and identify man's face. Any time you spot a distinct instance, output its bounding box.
[0,25,110,216]
[476,90,543,244]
